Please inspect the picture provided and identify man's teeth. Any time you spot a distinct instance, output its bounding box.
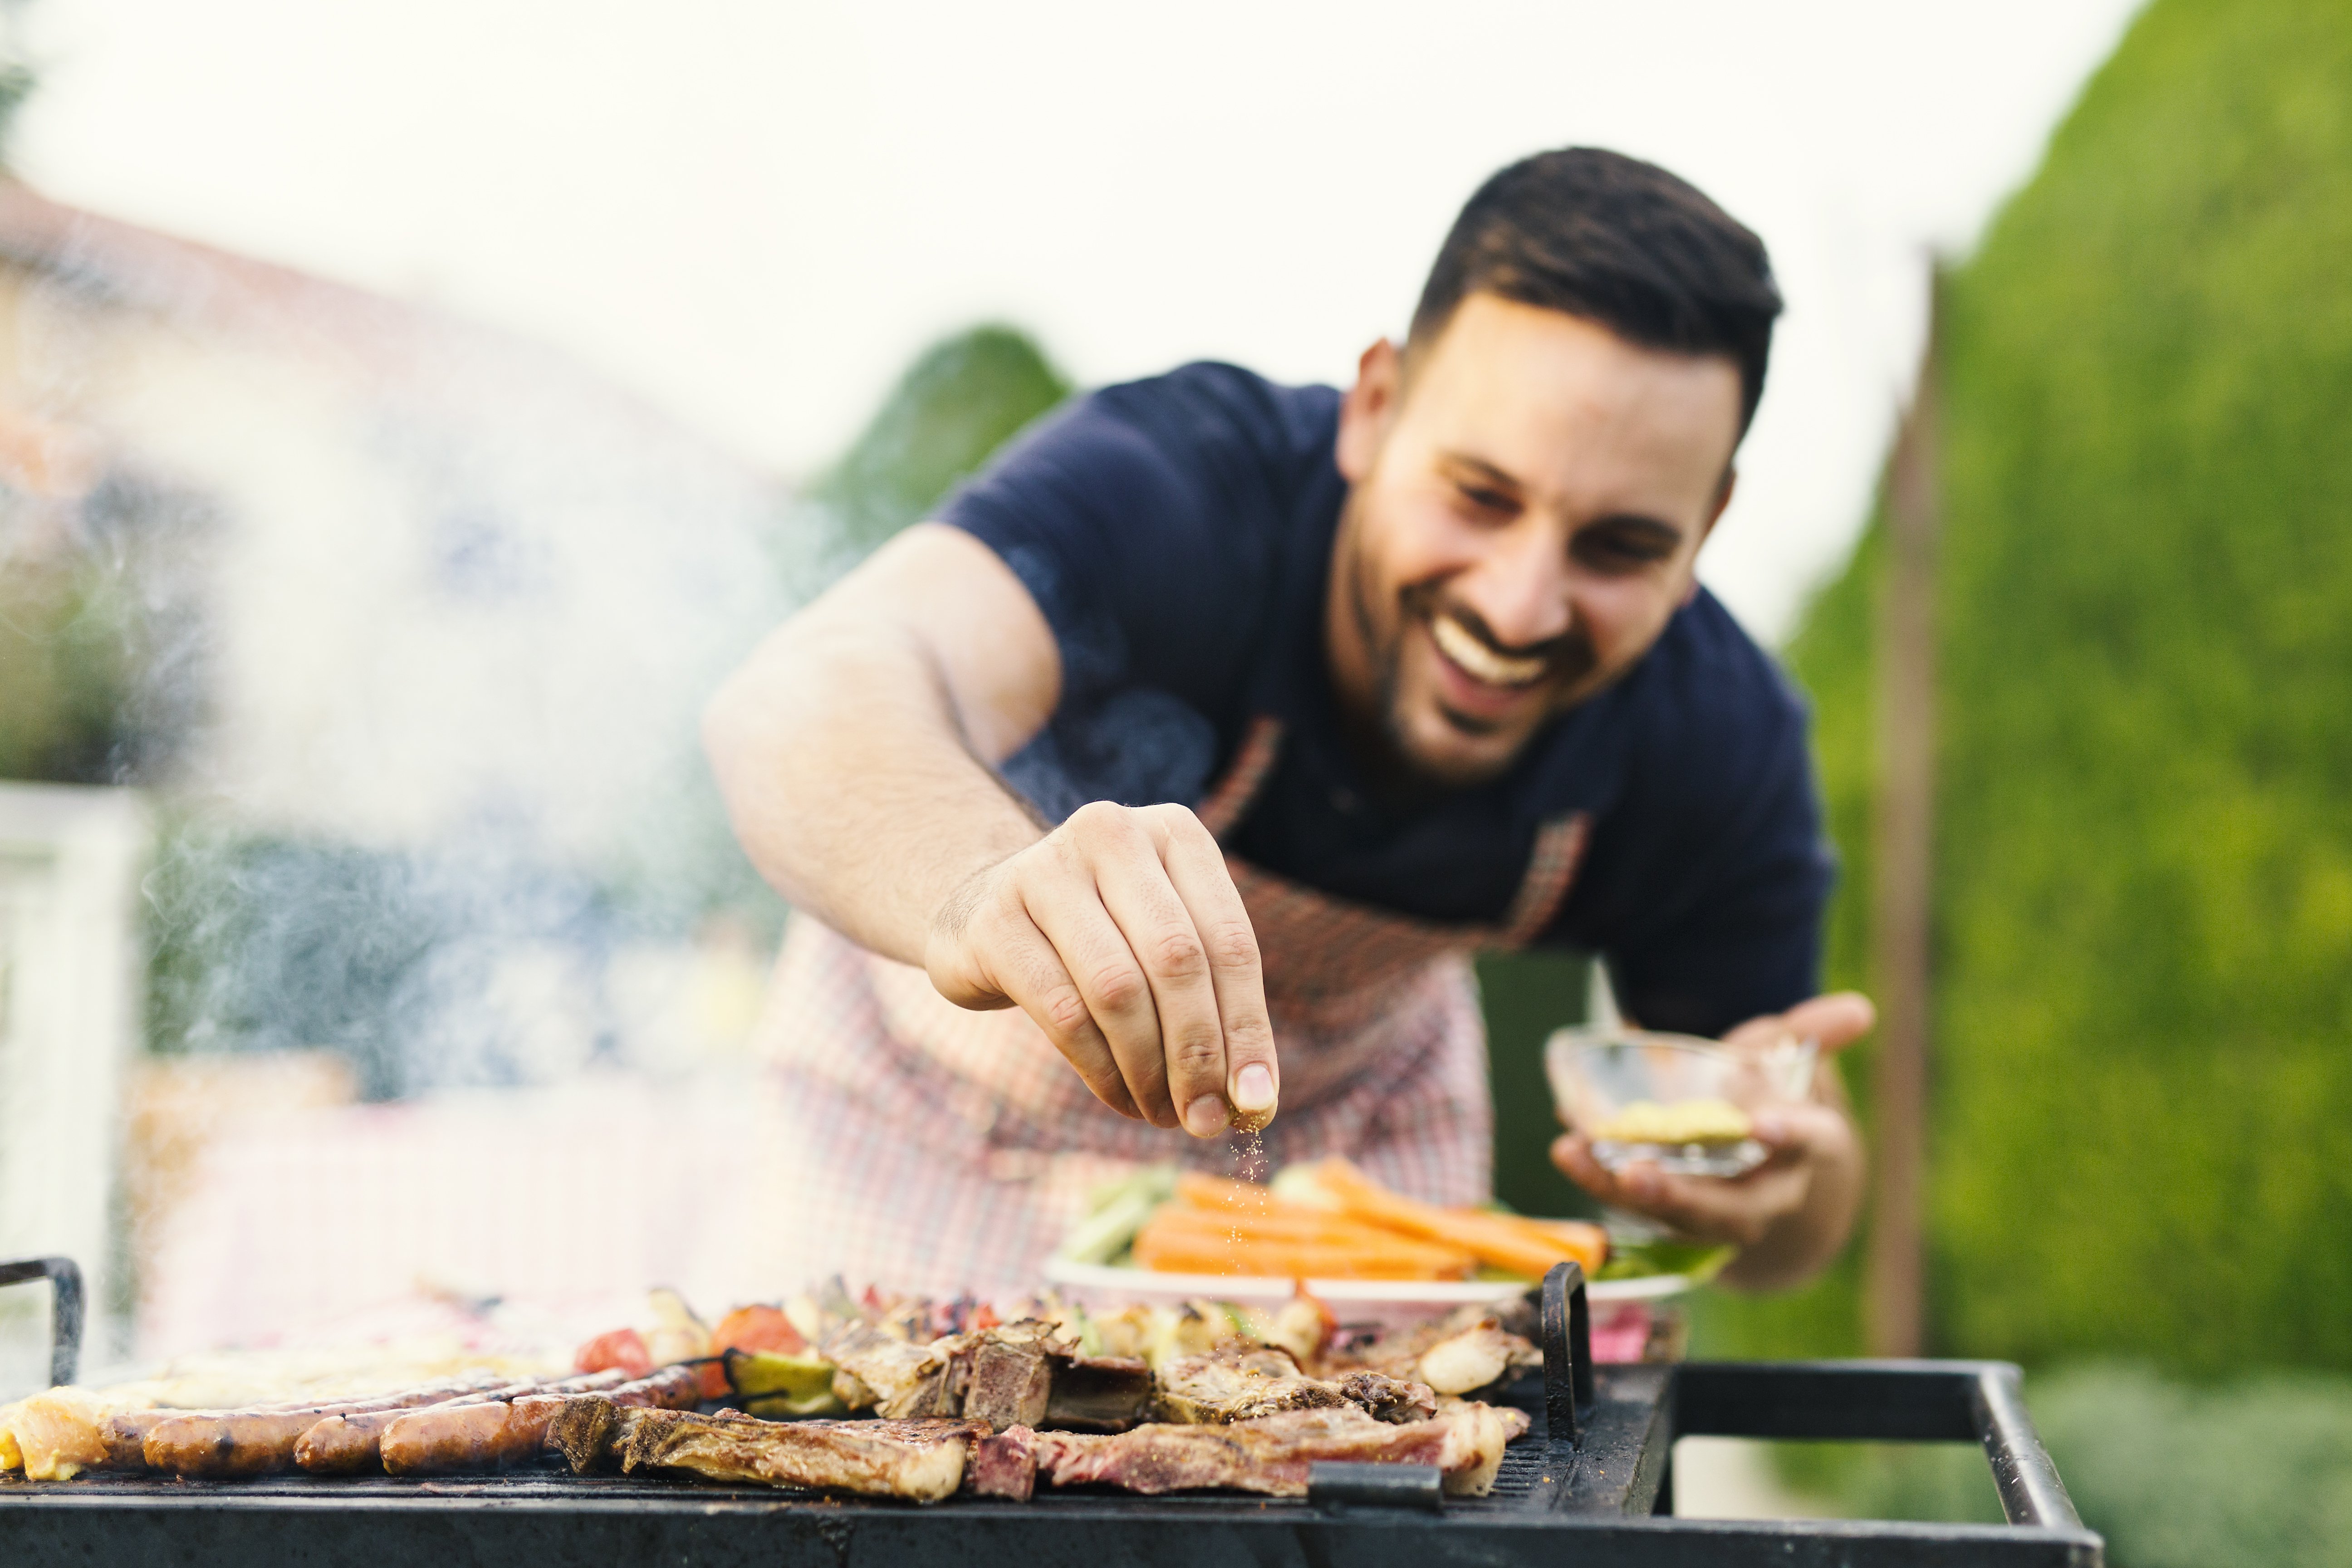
[1431,615,1547,687]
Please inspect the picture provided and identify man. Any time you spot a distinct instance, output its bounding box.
[707,148,1872,1297]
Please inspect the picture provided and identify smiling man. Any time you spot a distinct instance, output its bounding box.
[707,148,1872,1296]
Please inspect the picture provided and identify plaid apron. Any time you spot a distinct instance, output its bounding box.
[749,715,1590,1297]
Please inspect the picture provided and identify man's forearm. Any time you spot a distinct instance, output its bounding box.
[703,617,1044,965]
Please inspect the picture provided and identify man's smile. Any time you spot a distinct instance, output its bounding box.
[1430,613,1548,688]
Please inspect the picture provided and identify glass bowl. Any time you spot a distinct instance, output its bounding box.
[1544,1025,1818,1178]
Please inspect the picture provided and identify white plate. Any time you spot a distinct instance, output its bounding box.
[1041,1257,1690,1326]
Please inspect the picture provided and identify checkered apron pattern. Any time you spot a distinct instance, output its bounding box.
[751,715,1589,1298]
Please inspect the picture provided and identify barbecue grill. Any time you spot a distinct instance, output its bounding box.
[2,1255,2103,1565]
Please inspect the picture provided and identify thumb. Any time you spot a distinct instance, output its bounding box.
[1779,991,1876,1053]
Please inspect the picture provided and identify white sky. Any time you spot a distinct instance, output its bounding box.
[12,0,2144,642]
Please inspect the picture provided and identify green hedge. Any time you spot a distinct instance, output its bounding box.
[810,323,1070,561]
[1776,1363,2352,1568]
[1723,0,2352,1373]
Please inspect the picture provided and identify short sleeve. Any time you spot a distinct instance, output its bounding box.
[936,365,1304,722]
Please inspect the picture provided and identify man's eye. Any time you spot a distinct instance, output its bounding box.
[1573,532,1675,571]
[1457,485,1515,515]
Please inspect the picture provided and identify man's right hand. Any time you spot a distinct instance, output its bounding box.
[924,799,1280,1137]
[706,525,1279,1139]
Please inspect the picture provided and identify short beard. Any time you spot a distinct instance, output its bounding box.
[1340,524,1597,793]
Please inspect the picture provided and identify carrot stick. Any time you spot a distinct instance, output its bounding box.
[1308,1159,1608,1276]
[1131,1230,1465,1280]
[1140,1208,1472,1269]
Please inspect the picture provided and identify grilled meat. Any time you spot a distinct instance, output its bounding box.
[820,1316,1154,1432]
[965,1336,1054,1432]
[1155,1348,1349,1423]
[1155,1346,1436,1426]
[533,1367,713,1475]
[822,1321,955,1417]
[1039,1348,1155,1432]
[606,1406,985,1503]
[1033,1399,1527,1499]
[966,1423,1038,1501]
[1335,1370,1440,1423]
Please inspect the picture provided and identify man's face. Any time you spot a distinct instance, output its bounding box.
[1327,293,1745,790]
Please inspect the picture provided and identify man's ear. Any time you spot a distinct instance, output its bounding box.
[1334,338,1402,484]
[1682,466,1738,606]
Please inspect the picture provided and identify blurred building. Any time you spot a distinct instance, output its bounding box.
[0,782,144,1382]
[0,181,798,1364]
[0,178,788,854]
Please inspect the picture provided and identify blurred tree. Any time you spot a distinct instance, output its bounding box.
[809,324,1070,560]
[1710,0,2352,1375]
[0,0,36,168]
[0,477,205,786]
[0,539,135,782]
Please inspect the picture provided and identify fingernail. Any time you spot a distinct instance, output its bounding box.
[1234,1063,1275,1112]
[1185,1095,1230,1137]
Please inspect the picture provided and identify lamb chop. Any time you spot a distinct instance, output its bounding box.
[591,1405,999,1503]
[821,1321,956,1418]
[1033,1399,1527,1498]
[818,1317,1156,1431]
[1155,1345,1436,1425]
[1155,1347,1347,1423]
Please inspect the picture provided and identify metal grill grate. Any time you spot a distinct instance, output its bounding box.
[1483,1441,1548,1499]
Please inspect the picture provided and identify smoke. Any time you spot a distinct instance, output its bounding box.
[75,260,809,1092]
[0,206,1093,1369]
[0,196,838,1373]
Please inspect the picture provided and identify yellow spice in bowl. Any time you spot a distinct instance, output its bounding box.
[1589,1097,1753,1146]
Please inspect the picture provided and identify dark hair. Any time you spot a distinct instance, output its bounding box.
[1409,147,1782,433]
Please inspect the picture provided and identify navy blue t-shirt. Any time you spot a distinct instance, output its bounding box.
[938,362,1832,1038]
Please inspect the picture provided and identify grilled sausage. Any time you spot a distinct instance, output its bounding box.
[105,1377,509,1473]
[292,1370,633,1475]
[142,1376,539,1479]
[380,1396,561,1475]
[392,1364,704,1478]
[373,1370,637,1477]
[295,1384,538,1475]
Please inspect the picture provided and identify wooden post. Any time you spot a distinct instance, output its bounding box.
[1867,276,1941,1359]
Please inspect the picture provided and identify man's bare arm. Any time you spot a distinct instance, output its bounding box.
[703,524,1280,1136]
[703,525,1055,960]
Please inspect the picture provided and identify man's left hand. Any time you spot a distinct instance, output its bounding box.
[1550,991,1874,1290]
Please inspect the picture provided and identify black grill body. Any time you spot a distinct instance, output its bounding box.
[1,1259,2103,1566]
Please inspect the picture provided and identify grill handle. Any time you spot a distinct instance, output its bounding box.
[1672,1359,2083,1529]
[0,1256,83,1387]
[1306,1460,1445,1512]
[1537,1260,1592,1448]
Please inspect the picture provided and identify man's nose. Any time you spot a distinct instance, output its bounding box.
[1453,519,1573,649]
